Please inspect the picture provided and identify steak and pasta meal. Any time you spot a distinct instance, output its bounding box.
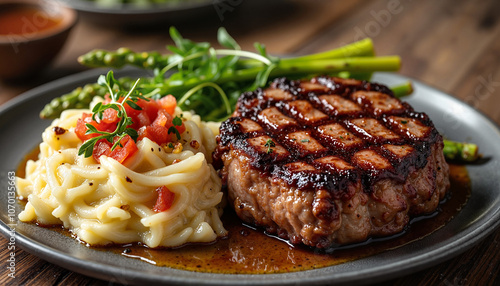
[15,28,478,268]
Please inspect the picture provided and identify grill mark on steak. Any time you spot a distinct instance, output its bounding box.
[215,76,441,196]
[214,76,450,248]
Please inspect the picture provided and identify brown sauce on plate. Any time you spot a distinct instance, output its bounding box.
[0,6,62,36]
[17,150,470,274]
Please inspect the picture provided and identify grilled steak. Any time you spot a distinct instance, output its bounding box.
[213,76,450,248]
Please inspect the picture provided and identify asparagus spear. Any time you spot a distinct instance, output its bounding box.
[40,84,105,119]
[78,38,376,70]
[391,81,414,98]
[443,140,480,162]
[40,77,137,119]
[78,48,170,70]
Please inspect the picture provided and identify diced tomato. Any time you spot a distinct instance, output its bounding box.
[153,109,173,127]
[153,186,175,212]
[136,111,151,127]
[77,95,185,165]
[138,124,169,145]
[123,102,141,119]
[139,99,160,121]
[126,98,160,130]
[109,135,138,164]
[102,108,118,124]
[92,139,112,163]
[158,95,177,115]
[91,135,137,164]
[75,113,100,141]
[76,110,120,142]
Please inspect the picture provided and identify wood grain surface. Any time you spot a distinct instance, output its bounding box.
[1,0,499,285]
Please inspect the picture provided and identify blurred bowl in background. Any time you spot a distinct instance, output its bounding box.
[0,0,77,81]
[63,0,217,27]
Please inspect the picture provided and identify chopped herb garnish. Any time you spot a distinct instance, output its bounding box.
[172,116,183,126]
[264,138,276,154]
[168,115,183,140]
[401,120,408,124]
[301,139,310,143]
[264,139,276,147]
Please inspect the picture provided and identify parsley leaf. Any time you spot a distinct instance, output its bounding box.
[264,138,276,154]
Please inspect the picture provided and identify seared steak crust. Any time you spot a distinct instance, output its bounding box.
[214,76,450,248]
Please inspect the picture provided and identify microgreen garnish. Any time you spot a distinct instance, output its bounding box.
[153,27,279,122]
[168,116,183,140]
[264,139,276,154]
[78,71,145,158]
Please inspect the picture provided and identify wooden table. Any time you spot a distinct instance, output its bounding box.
[1,0,499,284]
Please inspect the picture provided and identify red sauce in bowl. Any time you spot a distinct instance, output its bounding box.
[0,5,62,36]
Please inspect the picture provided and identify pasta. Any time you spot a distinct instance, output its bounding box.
[16,104,227,248]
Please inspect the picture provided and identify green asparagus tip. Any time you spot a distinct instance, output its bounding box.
[391,81,413,98]
[443,140,480,162]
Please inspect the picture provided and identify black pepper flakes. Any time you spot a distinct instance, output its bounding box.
[123,248,131,254]
[125,176,132,183]
[53,126,67,135]
[189,140,200,149]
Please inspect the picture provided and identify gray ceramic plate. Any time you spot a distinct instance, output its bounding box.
[1,69,499,285]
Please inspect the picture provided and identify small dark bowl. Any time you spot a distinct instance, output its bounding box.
[0,0,77,81]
